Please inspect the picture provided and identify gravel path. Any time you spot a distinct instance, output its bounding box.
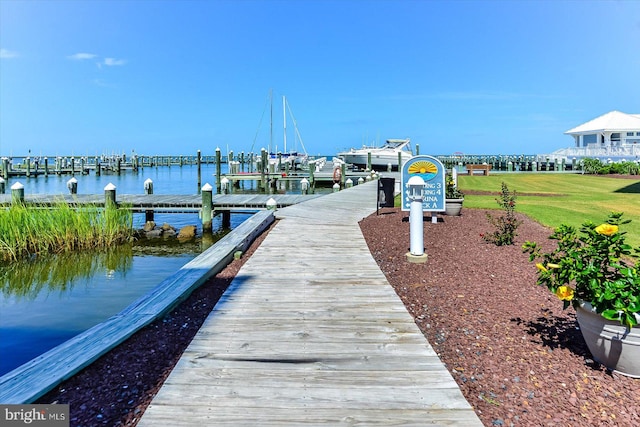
[38,208,639,426]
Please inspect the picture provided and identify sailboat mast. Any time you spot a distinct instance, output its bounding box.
[269,89,273,154]
[282,95,287,154]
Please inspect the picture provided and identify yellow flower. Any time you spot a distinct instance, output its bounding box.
[595,224,618,236]
[547,263,560,269]
[536,263,548,272]
[555,286,575,301]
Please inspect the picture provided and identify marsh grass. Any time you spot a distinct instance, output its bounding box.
[459,173,640,247]
[0,200,133,262]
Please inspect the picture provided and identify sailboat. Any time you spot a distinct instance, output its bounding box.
[252,90,308,171]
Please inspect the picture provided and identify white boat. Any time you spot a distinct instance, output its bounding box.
[338,138,413,171]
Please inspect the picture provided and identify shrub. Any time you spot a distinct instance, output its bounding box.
[482,182,522,246]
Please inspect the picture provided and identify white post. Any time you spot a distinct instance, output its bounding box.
[66,177,78,194]
[221,176,230,194]
[266,197,277,210]
[11,181,25,205]
[300,177,309,194]
[408,177,424,256]
[406,176,428,263]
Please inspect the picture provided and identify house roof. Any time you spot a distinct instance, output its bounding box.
[564,110,640,135]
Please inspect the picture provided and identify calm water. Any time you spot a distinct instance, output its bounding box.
[0,163,322,376]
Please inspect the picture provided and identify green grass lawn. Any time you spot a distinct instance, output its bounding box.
[457,173,640,248]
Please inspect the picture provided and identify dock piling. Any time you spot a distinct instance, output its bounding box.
[220,177,230,194]
[1,158,8,180]
[215,148,222,192]
[67,177,78,194]
[197,150,202,192]
[201,183,213,232]
[144,178,154,222]
[104,183,117,208]
[11,182,25,206]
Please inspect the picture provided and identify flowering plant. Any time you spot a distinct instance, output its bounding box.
[522,212,640,329]
[445,174,464,199]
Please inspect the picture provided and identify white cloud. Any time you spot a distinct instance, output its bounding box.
[68,52,98,60]
[104,57,126,66]
[0,48,19,59]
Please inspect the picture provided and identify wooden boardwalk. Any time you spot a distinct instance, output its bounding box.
[138,180,483,426]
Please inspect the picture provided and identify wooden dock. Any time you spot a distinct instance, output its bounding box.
[0,193,322,213]
[138,180,483,426]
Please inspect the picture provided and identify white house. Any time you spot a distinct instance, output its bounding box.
[557,111,640,160]
[565,110,640,147]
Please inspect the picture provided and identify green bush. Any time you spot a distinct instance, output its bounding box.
[482,182,522,246]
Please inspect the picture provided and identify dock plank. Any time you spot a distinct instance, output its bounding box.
[138,180,483,426]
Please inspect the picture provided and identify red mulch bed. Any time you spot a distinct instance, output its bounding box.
[360,207,639,427]
[38,209,640,426]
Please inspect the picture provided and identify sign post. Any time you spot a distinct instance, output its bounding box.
[401,156,445,263]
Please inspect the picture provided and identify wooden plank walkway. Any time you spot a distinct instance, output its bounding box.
[138,180,483,426]
[0,210,275,404]
[0,193,322,213]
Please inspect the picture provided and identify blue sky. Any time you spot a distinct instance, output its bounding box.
[1,0,639,158]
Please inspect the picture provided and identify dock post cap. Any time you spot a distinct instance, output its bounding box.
[201,183,213,191]
[67,177,78,184]
[104,183,116,191]
[266,197,277,210]
[215,147,221,152]
[11,182,24,190]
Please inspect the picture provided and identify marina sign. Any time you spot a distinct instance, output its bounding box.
[401,155,446,212]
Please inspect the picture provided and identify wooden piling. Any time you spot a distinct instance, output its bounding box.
[11,182,25,205]
[144,178,154,222]
[104,183,117,208]
[197,150,202,192]
[67,177,78,194]
[2,158,9,179]
[215,148,222,192]
[221,210,231,228]
[201,183,213,232]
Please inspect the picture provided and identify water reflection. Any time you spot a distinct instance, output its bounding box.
[0,227,232,301]
[0,246,134,300]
